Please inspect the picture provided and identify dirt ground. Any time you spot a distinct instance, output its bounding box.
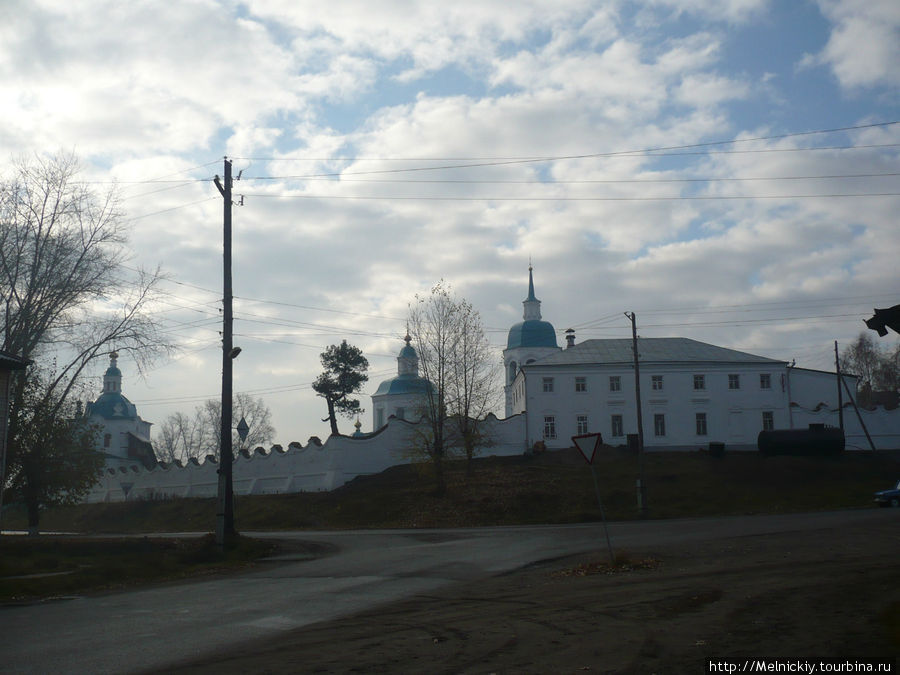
[165,516,899,674]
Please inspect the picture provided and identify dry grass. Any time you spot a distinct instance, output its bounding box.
[3,447,898,534]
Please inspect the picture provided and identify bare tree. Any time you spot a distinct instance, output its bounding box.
[0,152,169,531]
[840,332,900,405]
[152,411,210,464]
[447,299,501,475]
[408,281,500,494]
[153,393,275,462]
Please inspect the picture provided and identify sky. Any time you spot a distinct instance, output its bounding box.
[2,0,899,446]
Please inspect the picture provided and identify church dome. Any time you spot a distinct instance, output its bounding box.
[507,320,558,349]
[105,350,122,377]
[85,391,138,420]
[373,374,433,396]
[506,265,557,349]
[85,351,137,419]
[373,333,433,396]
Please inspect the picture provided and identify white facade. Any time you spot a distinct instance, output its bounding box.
[510,336,859,451]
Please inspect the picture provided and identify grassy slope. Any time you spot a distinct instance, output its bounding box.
[5,448,899,534]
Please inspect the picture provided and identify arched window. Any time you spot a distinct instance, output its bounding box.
[508,361,517,382]
[103,433,111,448]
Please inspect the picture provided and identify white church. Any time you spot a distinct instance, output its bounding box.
[83,352,156,469]
[371,332,433,429]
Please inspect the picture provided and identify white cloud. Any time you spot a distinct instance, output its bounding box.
[809,0,900,89]
[3,0,898,443]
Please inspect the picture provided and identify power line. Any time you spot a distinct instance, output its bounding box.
[261,171,900,185]
[234,120,900,163]
[123,196,218,222]
[239,191,900,202]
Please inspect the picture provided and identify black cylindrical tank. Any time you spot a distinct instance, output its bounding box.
[757,424,845,456]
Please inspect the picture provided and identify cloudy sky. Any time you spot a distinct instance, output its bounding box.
[3,0,899,445]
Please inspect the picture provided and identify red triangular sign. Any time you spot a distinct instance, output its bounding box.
[572,432,603,465]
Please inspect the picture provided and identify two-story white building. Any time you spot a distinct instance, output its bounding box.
[503,268,855,451]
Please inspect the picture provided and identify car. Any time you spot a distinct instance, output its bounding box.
[874,480,900,507]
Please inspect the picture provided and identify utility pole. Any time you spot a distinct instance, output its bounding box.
[834,340,844,431]
[625,312,647,518]
[214,158,235,546]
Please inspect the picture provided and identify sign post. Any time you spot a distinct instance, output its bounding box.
[572,433,615,565]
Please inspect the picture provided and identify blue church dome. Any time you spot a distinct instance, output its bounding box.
[506,265,558,349]
[373,333,433,397]
[507,320,558,349]
[85,391,138,420]
[373,374,433,396]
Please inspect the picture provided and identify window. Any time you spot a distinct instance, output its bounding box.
[760,373,771,390]
[103,433,111,448]
[695,413,708,436]
[611,414,624,437]
[654,414,666,437]
[508,361,517,382]
[651,375,664,391]
[576,415,589,435]
[609,375,621,392]
[575,376,587,393]
[395,407,405,420]
[375,409,384,428]
[542,377,554,393]
[762,411,774,431]
[543,416,557,439]
[693,374,705,390]
[728,374,741,390]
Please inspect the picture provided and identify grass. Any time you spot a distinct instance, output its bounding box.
[4,447,898,534]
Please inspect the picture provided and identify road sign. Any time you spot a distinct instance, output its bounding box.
[572,432,603,465]
[572,432,614,563]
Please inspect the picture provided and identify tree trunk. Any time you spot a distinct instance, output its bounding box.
[431,445,446,496]
[27,499,40,536]
[326,398,339,436]
[24,455,41,535]
[464,437,475,477]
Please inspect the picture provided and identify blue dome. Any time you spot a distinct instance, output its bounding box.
[399,344,417,359]
[105,365,122,377]
[85,391,138,420]
[373,374,433,396]
[507,320,558,349]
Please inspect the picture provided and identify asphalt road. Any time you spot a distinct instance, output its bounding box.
[1,509,895,674]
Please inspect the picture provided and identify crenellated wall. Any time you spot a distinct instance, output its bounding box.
[791,403,900,451]
[84,413,528,503]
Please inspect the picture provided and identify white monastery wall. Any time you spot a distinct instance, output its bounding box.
[84,413,527,503]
